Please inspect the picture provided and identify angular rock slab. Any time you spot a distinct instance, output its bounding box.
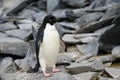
[98,76,119,80]
[77,40,99,56]
[112,46,120,58]
[5,29,32,41]
[74,72,98,80]
[0,72,77,80]
[0,57,17,73]
[0,22,17,32]
[0,37,29,57]
[105,68,120,78]
[66,60,104,74]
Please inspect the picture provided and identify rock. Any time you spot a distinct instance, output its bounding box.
[75,12,103,26]
[77,40,99,56]
[5,29,32,41]
[47,0,60,13]
[66,60,104,74]
[37,0,46,10]
[33,10,47,23]
[74,72,98,80]
[100,4,120,21]
[105,68,120,78]
[99,15,120,52]
[0,37,29,57]
[17,19,39,30]
[18,8,37,19]
[75,15,116,34]
[1,72,77,80]
[112,46,120,58]
[75,54,93,63]
[62,0,90,8]
[62,34,81,44]
[0,57,17,73]
[98,76,118,80]
[0,22,17,32]
[0,32,8,37]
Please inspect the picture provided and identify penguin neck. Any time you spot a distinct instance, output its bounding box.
[45,23,56,31]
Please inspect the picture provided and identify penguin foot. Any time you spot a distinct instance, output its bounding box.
[27,68,39,73]
[52,67,61,73]
[43,72,51,77]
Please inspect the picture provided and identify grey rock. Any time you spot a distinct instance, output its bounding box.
[18,9,37,19]
[33,10,47,23]
[5,29,32,41]
[77,40,99,56]
[76,12,103,26]
[105,68,120,78]
[75,15,116,34]
[100,4,120,21]
[79,37,98,43]
[0,32,8,37]
[66,60,104,74]
[62,34,81,44]
[75,54,93,63]
[1,0,33,16]
[0,22,17,32]
[37,0,46,10]
[17,19,39,30]
[0,37,29,57]
[112,46,120,58]
[62,0,90,8]
[1,72,77,80]
[98,76,118,80]
[47,0,60,13]
[74,72,98,80]
[0,57,17,73]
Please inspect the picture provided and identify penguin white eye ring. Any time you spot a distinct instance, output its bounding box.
[34,15,60,77]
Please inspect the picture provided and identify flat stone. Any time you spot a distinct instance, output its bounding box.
[0,22,17,32]
[47,0,60,13]
[77,40,99,56]
[105,68,120,78]
[62,34,81,44]
[1,72,77,80]
[0,32,8,37]
[98,76,118,80]
[66,60,104,74]
[112,46,120,58]
[5,29,32,41]
[0,37,29,57]
[74,72,98,80]
[0,57,17,73]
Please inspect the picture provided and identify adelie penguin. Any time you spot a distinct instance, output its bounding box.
[33,15,61,77]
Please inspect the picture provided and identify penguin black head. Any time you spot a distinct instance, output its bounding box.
[43,15,57,25]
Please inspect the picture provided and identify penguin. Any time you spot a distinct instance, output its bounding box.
[34,15,60,77]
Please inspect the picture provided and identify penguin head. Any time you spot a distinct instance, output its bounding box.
[43,15,57,25]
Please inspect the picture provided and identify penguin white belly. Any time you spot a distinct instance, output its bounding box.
[39,23,59,67]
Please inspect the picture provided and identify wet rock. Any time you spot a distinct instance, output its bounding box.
[47,0,60,13]
[1,72,77,80]
[0,37,29,57]
[105,68,120,78]
[112,46,120,58]
[66,60,104,74]
[77,40,99,56]
[0,22,17,32]
[5,29,32,41]
[98,76,118,80]
[0,57,17,73]
[74,72,98,80]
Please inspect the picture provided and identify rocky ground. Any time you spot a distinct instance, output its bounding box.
[0,0,120,80]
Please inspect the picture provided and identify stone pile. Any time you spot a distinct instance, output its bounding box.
[0,0,120,80]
